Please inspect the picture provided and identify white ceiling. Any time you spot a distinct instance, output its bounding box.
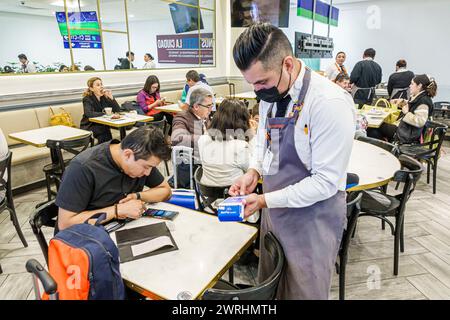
[0,0,374,23]
[0,0,215,23]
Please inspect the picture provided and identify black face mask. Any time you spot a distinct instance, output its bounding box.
[254,62,292,103]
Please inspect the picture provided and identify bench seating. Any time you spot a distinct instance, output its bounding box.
[0,83,230,189]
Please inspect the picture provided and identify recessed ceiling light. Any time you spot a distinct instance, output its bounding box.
[129,14,135,18]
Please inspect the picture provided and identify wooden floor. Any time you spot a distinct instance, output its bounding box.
[1,143,450,300]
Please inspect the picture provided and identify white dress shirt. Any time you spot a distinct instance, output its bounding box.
[250,60,356,209]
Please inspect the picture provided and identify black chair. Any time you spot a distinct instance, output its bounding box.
[0,151,28,274]
[336,192,362,300]
[356,135,397,154]
[397,121,447,194]
[193,166,230,214]
[43,134,93,202]
[202,232,285,300]
[29,200,59,263]
[432,101,450,119]
[358,155,423,275]
[145,119,170,175]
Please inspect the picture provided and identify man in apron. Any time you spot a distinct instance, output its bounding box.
[230,23,355,300]
[350,48,382,107]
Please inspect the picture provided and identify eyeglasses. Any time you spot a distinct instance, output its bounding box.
[198,103,213,109]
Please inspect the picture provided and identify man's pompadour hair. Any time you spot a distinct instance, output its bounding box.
[233,22,293,71]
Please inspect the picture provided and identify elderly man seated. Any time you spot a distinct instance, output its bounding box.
[56,127,172,230]
[170,88,213,188]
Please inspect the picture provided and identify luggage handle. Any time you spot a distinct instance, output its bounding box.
[26,259,58,300]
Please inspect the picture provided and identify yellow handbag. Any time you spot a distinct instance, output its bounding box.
[49,107,76,127]
[374,99,401,125]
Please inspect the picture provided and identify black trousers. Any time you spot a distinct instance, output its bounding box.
[91,124,112,144]
[367,123,397,142]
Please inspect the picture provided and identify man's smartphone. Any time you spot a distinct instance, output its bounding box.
[142,208,179,220]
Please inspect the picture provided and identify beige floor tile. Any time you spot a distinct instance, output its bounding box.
[407,274,450,300]
[410,253,450,288]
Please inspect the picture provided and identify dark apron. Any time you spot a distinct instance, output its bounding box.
[259,68,347,300]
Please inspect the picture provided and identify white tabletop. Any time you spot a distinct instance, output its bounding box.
[110,202,258,300]
[89,113,153,127]
[359,109,391,128]
[8,125,91,147]
[348,140,401,191]
[231,91,257,100]
[155,103,183,113]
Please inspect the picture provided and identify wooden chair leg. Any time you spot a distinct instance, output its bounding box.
[393,216,403,276]
[7,207,28,248]
[426,161,431,184]
[433,159,438,194]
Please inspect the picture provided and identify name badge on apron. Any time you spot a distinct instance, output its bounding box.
[262,148,274,175]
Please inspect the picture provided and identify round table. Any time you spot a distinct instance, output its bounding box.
[347,140,401,191]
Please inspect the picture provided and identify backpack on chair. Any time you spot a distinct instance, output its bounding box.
[46,213,125,300]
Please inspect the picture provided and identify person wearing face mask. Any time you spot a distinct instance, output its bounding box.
[229,23,355,300]
[368,74,437,144]
[325,51,348,82]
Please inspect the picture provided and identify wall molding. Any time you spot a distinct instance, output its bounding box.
[0,76,233,111]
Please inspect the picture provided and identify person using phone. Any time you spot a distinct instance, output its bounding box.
[56,127,172,231]
[136,75,173,130]
[80,77,121,144]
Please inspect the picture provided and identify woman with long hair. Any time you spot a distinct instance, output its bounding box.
[136,75,173,129]
[80,77,121,144]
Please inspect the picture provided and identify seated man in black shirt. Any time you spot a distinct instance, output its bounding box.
[56,127,172,230]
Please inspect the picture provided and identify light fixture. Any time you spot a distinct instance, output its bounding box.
[128,14,135,18]
[50,1,84,8]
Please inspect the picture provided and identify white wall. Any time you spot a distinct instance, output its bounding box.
[1,0,449,101]
[0,0,227,96]
[331,0,450,99]
[0,11,113,71]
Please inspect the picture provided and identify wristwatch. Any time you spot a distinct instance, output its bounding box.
[136,192,141,200]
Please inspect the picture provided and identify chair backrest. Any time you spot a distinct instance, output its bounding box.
[145,119,169,140]
[45,134,93,174]
[29,200,59,264]
[356,135,396,154]
[339,192,362,255]
[202,232,285,300]
[432,101,450,116]
[0,151,12,204]
[346,173,359,190]
[422,121,448,152]
[193,166,229,213]
[172,146,194,189]
[393,155,423,211]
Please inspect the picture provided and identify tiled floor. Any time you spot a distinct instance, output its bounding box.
[1,144,450,300]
